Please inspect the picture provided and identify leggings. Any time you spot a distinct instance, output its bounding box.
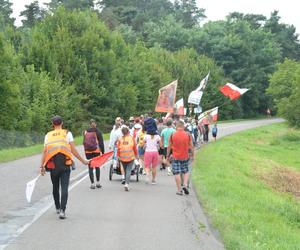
[50,153,71,211]
[86,152,101,183]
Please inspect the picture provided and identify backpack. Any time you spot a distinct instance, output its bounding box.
[83,131,98,151]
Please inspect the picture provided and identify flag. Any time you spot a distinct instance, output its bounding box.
[188,72,210,106]
[198,107,218,123]
[220,83,249,100]
[197,72,210,91]
[155,80,178,113]
[175,98,184,116]
[188,90,203,105]
[26,175,40,203]
[90,151,114,168]
[188,72,210,105]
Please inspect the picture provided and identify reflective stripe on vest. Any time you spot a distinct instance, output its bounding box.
[118,136,135,162]
[43,129,73,167]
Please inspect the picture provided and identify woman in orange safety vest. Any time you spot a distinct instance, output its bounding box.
[117,126,138,191]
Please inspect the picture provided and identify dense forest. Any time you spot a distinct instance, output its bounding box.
[0,0,299,148]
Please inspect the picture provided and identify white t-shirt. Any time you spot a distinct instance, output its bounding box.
[44,131,74,146]
[144,134,161,152]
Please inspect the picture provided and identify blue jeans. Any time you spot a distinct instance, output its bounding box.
[121,160,134,185]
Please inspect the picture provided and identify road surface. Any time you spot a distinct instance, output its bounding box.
[0,118,284,250]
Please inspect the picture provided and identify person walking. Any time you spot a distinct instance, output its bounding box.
[212,124,218,142]
[161,118,175,175]
[202,116,210,143]
[117,126,138,191]
[167,120,194,195]
[144,112,157,135]
[83,119,105,189]
[109,117,125,184]
[137,125,146,174]
[143,132,162,184]
[40,115,88,219]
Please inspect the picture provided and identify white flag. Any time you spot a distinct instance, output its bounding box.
[188,72,210,105]
[26,175,40,203]
[188,90,203,105]
[197,72,210,91]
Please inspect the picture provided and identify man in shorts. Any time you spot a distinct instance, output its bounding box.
[167,120,194,195]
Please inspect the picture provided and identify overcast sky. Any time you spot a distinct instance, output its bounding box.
[10,0,299,33]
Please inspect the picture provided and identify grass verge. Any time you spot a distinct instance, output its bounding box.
[0,133,109,163]
[193,123,300,250]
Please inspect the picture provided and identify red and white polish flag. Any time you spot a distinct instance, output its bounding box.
[198,107,218,123]
[220,83,249,100]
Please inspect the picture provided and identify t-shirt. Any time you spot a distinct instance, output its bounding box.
[44,131,73,145]
[170,129,191,160]
[137,131,146,147]
[144,134,161,152]
[161,127,175,148]
[212,127,218,134]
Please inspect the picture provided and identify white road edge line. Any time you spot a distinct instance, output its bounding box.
[0,161,111,250]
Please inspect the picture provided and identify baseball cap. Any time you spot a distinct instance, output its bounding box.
[51,115,63,125]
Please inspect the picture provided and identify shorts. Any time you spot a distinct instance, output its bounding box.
[172,159,189,175]
[138,146,145,156]
[212,133,217,138]
[144,151,159,168]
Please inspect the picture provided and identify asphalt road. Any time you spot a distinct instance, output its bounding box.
[0,118,284,250]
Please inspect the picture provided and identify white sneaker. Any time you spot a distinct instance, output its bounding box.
[145,175,150,184]
[124,184,130,191]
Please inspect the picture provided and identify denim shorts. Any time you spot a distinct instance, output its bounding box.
[172,159,189,175]
[138,146,145,156]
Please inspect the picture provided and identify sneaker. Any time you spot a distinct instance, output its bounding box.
[121,179,125,185]
[96,183,102,188]
[176,191,183,196]
[59,210,66,219]
[145,176,150,184]
[151,181,157,185]
[182,186,189,195]
[56,209,60,214]
[124,184,130,191]
[90,184,95,189]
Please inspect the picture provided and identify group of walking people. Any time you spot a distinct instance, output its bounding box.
[39,112,207,219]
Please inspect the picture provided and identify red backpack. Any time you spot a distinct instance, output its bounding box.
[83,131,98,151]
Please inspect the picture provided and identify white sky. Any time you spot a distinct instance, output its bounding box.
[10,0,300,33]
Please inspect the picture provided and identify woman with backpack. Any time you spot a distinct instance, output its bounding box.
[143,132,162,184]
[83,119,105,189]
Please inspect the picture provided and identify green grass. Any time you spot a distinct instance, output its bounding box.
[193,123,300,250]
[0,133,109,163]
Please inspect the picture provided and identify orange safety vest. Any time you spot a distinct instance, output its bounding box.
[118,135,135,162]
[43,129,73,168]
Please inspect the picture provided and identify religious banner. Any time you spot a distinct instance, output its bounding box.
[155,80,178,113]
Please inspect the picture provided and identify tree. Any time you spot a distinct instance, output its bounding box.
[268,59,300,127]
[143,15,190,51]
[46,0,94,12]
[188,19,281,117]
[0,0,15,28]
[264,11,300,60]
[173,0,206,28]
[0,33,21,131]
[20,1,46,28]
